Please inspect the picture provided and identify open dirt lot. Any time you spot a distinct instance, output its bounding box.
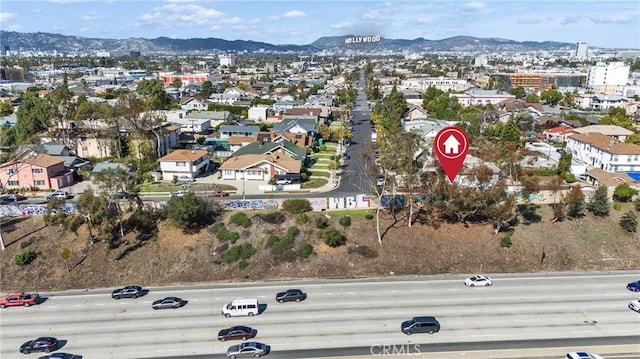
[1,204,639,292]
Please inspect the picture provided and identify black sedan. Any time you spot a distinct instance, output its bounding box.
[20,337,58,354]
[275,289,307,303]
[152,297,184,310]
[38,354,83,359]
[217,325,256,341]
[111,285,143,299]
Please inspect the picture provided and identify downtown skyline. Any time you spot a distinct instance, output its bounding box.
[0,0,639,49]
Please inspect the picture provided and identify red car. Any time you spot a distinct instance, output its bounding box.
[217,326,256,341]
[0,292,40,308]
[209,190,229,197]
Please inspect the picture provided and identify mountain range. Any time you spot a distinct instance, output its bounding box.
[0,31,576,54]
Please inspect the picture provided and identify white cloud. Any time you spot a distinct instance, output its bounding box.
[6,24,23,32]
[283,10,305,18]
[48,0,91,4]
[330,21,352,29]
[139,3,229,27]
[463,2,487,11]
[0,12,16,22]
[588,14,636,24]
[82,11,107,21]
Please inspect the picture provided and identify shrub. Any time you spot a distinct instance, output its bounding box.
[315,216,329,229]
[613,183,638,202]
[500,231,513,248]
[296,213,309,225]
[14,249,38,266]
[620,211,638,233]
[238,260,250,269]
[212,222,239,243]
[297,243,313,258]
[338,215,352,227]
[222,243,256,263]
[230,212,252,228]
[282,199,312,214]
[635,198,640,211]
[348,244,378,258]
[323,226,346,247]
[267,234,280,247]
[613,202,622,211]
[364,212,374,220]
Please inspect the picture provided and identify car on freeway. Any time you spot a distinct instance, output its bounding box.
[566,352,604,359]
[1,291,40,308]
[627,280,640,292]
[46,191,70,200]
[20,337,58,354]
[111,285,143,299]
[217,326,256,341]
[629,299,640,313]
[226,342,270,359]
[401,316,440,335]
[152,297,184,310]
[38,353,83,359]
[464,275,493,287]
[109,192,132,201]
[209,190,230,197]
[275,289,307,303]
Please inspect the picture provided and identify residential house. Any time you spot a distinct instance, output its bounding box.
[0,151,74,190]
[231,140,307,162]
[219,125,261,139]
[273,101,302,112]
[283,107,324,124]
[571,125,634,141]
[452,89,516,108]
[90,161,132,179]
[185,110,234,129]
[402,104,430,122]
[272,118,317,139]
[584,167,637,187]
[534,115,568,129]
[17,143,91,173]
[179,96,210,111]
[543,126,576,143]
[159,149,210,180]
[589,94,629,111]
[495,98,544,118]
[209,87,245,105]
[248,106,269,122]
[218,154,302,181]
[566,132,640,172]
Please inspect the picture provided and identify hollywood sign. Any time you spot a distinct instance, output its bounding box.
[344,36,381,44]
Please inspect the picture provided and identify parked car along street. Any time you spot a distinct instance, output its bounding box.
[46,191,70,200]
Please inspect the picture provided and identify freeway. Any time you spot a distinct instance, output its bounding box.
[1,272,639,358]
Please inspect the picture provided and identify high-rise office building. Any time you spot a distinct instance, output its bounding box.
[576,42,588,59]
[587,62,630,88]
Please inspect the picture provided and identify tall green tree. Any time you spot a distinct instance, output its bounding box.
[200,81,214,98]
[587,185,610,217]
[14,97,55,143]
[136,79,167,110]
[540,89,563,106]
[565,185,586,218]
[508,87,526,99]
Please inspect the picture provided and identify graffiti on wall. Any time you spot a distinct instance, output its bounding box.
[225,200,279,210]
[328,195,374,209]
[309,198,328,211]
[380,195,407,208]
[0,203,77,218]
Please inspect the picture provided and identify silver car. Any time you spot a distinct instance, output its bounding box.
[226,342,269,358]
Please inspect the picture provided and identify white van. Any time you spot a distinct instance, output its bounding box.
[222,298,259,318]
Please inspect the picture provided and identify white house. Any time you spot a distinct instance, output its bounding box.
[571,125,634,142]
[218,154,302,181]
[566,132,640,172]
[248,106,269,121]
[159,149,210,180]
[452,89,516,108]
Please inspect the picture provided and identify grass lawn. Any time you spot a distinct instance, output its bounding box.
[309,171,330,178]
[301,178,328,189]
[311,164,331,170]
[311,153,335,159]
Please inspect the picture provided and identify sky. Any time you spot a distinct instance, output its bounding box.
[0,0,639,49]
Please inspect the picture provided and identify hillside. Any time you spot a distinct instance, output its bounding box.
[1,204,639,292]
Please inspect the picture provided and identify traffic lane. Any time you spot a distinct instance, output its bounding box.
[3,273,638,358]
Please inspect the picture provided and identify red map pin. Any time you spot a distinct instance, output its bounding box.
[433,126,470,183]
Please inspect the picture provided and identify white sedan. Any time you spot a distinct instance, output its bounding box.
[566,351,604,359]
[629,299,640,313]
[464,275,493,287]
